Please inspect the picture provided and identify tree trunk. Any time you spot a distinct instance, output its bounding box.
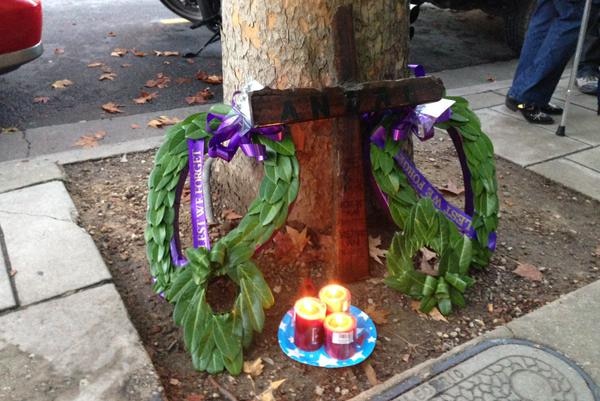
[218,0,410,278]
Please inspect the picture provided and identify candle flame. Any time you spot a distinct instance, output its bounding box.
[324,312,355,331]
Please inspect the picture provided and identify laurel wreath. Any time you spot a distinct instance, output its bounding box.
[145,106,299,374]
[370,96,498,315]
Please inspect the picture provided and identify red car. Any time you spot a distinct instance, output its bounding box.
[0,0,43,74]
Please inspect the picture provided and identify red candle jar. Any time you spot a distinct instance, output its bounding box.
[293,297,326,351]
[324,312,357,360]
[319,284,351,314]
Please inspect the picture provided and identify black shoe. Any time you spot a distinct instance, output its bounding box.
[505,96,563,115]
[505,96,554,124]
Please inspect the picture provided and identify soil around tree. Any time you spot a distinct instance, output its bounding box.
[65,130,600,401]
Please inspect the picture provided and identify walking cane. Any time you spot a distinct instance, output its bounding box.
[556,0,594,136]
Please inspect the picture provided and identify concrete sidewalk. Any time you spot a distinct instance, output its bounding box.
[0,60,598,400]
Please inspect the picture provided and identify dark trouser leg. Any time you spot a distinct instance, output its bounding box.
[578,5,600,78]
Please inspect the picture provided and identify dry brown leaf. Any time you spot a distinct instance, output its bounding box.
[369,235,387,264]
[362,362,379,386]
[286,225,310,253]
[593,244,600,257]
[513,262,543,282]
[121,63,132,68]
[169,378,181,386]
[154,50,179,57]
[428,307,449,322]
[196,70,223,84]
[1,127,19,134]
[130,124,140,129]
[185,88,214,105]
[401,353,411,363]
[111,48,128,57]
[9,269,17,277]
[33,96,50,104]
[132,49,146,57]
[54,48,64,55]
[51,79,73,89]
[242,357,264,377]
[418,247,439,276]
[73,130,107,148]
[87,62,104,68]
[184,394,204,401]
[439,179,465,196]
[145,73,171,89]
[133,91,158,104]
[487,303,494,313]
[223,209,243,221]
[147,115,180,128]
[486,74,496,82]
[99,72,117,81]
[107,31,117,37]
[175,77,192,84]
[186,58,195,64]
[101,102,123,114]
[364,304,389,325]
[101,65,113,73]
[410,300,427,316]
[257,379,285,401]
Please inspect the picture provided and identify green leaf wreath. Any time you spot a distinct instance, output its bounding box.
[371,96,498,315]
[145,105,299,374]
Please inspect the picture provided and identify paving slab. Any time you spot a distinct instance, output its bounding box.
[0,284,163,401]
[566,147,600,173]
[0,181,76,222]
[0,130,29,162]
[461,92,506,110]
[528,158,600,201]
[0,182,110,305]
[506,280,600,383]
[368,341,598,401]
[0,240,16,311]
[0,158,64,194]
[475,109,589,167]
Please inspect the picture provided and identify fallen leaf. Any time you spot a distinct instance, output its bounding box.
[223,209,243,221]
[417,247,439,276]
[486,74,496,82]
[147,115,180,128]
[101,102,123,113]
[186,58,195,64]
[243,357,264,377]
[130,124,140,129]
[33,96,50,104]
[257,379,285,401]
[110,48,128,57]
[513,262,543,282]
[593,244,600,257]
[439,179,465,196]
[364,304,389,325]
[133,91,158,104]
[286,225,310,253]
[401,353,411,363]
[99,72,117,81]
[54,48,64,55]
[487,303,494,313]
[169,378,181,386]
[73,130,107,148]
[175,77,192,84]
[101,65,113,73]
[428,307,449,322]
[196,70,223,84]
[107,31,117,37]
[185,88,214,105]
[410,300,427,316]
[51,79,73,89]
[184,394,204,401]
[154,50,179,57]
[132,49,146,57]
[362,362,379,386]
[87,62,104,68]
[121,63,132,68]
[1,127,19,134]
[369,235,387,264]
[145,73,171,89]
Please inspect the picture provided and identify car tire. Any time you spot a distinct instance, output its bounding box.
[504,0,536,54]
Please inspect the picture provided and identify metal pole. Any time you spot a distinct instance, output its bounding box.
[557,0,594,136]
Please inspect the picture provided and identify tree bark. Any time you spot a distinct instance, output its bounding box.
[218,1,410,274]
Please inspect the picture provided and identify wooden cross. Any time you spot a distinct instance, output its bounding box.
[248,5,444,282]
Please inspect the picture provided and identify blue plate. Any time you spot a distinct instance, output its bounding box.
[277,305,377,368]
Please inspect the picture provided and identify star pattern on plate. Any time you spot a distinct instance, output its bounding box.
[367,336,376,343]
[287,347,304,359]
[358,311,369,321]
[350,350,365,361]
[317,354,338,366]
[279,322,288,331]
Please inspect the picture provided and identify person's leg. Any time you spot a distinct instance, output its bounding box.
[516,0,584,105]
[577,6,600,94]
[508,0,555,101]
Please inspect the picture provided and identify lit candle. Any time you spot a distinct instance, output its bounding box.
[319,284,351,314]
[293,297,326,351]
[324,312,357,360]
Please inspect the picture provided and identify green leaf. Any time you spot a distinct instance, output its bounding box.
[435,277,450,297]
[227,244,254,267]
[444,272,467,293]
[287,177,300,204]
[450,112,469,123]
[422,276,438,297]
[379,154,394,175]
[210,242,227,265]
[449,287,466,308]
[257,135,295,156]
[259,200,284,226]
[223,349,243,375]
[276,156,293,183]
[438,298,452,315]
[420,296,437,313]
[212,315,240,360]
